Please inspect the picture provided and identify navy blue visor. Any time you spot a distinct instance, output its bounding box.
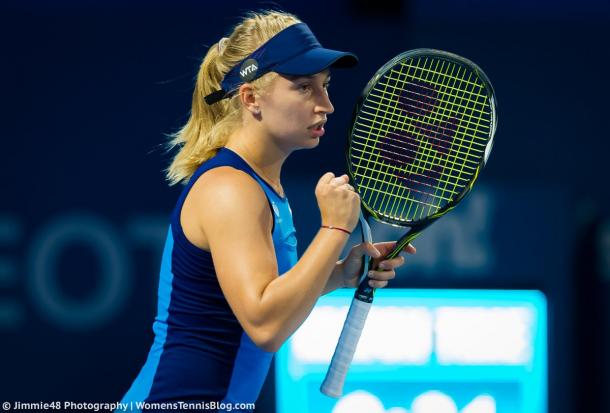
[204,23,358,105]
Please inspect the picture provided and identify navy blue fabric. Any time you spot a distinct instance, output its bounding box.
[119,148,298,412]
[206,23,357,104]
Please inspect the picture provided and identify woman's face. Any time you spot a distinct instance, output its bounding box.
[257,69,334,151]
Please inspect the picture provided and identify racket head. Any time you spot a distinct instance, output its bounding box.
[347,49,497,229]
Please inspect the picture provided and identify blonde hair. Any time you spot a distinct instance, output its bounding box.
[165,10,301,186]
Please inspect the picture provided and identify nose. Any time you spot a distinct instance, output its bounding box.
[315,89,335,115]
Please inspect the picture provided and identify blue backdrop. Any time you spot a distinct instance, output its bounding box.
[1,1,609,412]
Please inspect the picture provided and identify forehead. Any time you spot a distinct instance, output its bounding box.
[259,69,331,98]
[280,69,331,82]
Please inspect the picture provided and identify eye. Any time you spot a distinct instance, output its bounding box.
[298,83,312,92]
[323,81,331,90]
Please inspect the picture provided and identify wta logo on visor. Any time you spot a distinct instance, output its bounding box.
[239,59,259,81]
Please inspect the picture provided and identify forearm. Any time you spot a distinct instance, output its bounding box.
[321,261,346,295]
[257,228,349,348]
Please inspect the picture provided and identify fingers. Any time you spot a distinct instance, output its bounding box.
[316,173,361,232]
[351,241,414,265]
[319,173,351,191]
[318,172,336,185]
[376,255,405,271]
[362,241,417,289]
[329,175,349,186]
[403,243,417,254]
[373,241,417,256]
[367,268,395,288]
[351,242,381,258]
[368,280,389,289]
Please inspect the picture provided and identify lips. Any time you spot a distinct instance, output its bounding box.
[311,124,325,138]
[308,119,326,128]
[309,120,326,138]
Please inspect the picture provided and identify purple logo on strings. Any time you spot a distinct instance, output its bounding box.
[377,78,459,192]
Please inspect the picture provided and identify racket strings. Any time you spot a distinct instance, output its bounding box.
[367,71,434,219]
[394,58,474,219]
[351,166,455,204]
[357,59,433,220]
[353,118,485,157]
[358,58,453,219]
[351,123,482,188]
[351,142,475,184]
[364,91,491,136]
[402,59,482,214]
[351,56,493,223]
[429,63,488,216]
[385,72,489,109]
[366,66,491,145]
[351,133,478,189]
[373,69,491,117]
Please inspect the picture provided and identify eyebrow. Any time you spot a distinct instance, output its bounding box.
[288,72,331,81]
[305,73,331,79]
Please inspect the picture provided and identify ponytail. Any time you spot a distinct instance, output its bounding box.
[165,10,300,186]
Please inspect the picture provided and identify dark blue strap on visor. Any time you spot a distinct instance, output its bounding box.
[204,23,357,105]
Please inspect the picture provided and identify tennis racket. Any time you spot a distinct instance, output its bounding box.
[320,49,498,398]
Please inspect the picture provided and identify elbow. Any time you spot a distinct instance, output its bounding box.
[256,338,282,353]
[248,325,284,353]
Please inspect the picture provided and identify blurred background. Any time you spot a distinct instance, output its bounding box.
[1,0,608,412]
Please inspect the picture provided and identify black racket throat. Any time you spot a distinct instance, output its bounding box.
[353,217,430,304]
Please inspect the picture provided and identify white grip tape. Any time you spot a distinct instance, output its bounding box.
[320,298,372,398]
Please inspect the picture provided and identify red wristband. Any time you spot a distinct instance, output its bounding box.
[321,225,351,235]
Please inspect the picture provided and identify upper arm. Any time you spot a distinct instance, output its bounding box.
[190,167,278,340]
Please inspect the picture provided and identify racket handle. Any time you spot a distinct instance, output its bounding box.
[320,297,372,398]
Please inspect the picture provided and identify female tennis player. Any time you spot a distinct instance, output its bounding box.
[119,10,416,413]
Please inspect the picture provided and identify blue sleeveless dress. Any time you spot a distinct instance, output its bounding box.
[119,148,298,412]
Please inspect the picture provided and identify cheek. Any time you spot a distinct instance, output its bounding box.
[264,100,308,134]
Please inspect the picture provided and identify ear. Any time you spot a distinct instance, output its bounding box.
[238,83,260,116]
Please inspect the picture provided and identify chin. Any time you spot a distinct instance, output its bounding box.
[304,137,320,149]
[291,139,319,152]
[291,135,319,149]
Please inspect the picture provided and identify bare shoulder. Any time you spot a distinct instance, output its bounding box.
[192,166,268,211]
[181,166,272,249]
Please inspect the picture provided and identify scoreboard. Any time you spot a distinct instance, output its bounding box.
[276,289,547,413]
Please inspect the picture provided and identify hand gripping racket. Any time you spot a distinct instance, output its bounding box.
[320,49,498,398]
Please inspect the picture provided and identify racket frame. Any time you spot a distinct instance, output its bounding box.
[321,49,497,398]
[348,49,497,302]
[347,48,497,229]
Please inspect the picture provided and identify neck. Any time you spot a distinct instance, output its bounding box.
[225,127,288,189]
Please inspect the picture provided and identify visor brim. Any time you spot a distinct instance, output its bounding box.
[272,48,358,76]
